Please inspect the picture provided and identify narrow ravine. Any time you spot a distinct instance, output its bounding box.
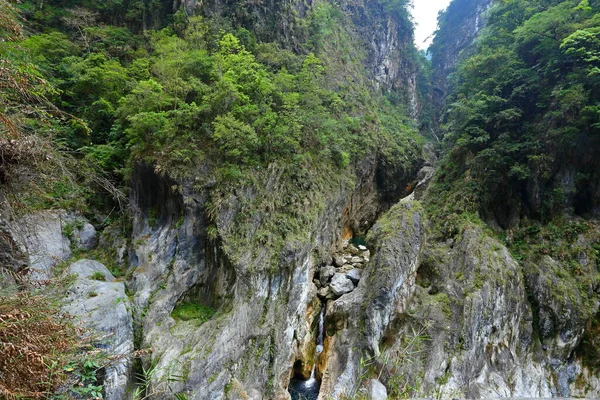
[289,305,325,400]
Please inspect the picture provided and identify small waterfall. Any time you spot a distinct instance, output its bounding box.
[289,303,326,400]
[316,305,325,355]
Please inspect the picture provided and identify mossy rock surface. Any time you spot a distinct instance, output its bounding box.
[171,302,217,324]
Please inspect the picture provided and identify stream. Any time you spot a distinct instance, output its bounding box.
[288,304,325,400]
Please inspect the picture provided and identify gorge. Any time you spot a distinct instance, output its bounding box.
[1,0,600,399]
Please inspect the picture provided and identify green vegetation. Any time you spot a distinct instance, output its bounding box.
[90,271,106,281]
[2,0,423,267]
[171,302,217,324]
[428,0,600,374]
[428,0,600,230]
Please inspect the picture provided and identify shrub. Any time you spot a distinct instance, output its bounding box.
[0,293,79,398]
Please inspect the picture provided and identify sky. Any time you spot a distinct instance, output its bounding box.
[411,0,453,49]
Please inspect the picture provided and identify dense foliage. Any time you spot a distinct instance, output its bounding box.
[1,0,422,263]
[430,0,600,229]
[6,0,422,180]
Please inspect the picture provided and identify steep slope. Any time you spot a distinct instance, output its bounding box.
[2,0,426,399]
[430,0,494,105]
[4,0,600,398]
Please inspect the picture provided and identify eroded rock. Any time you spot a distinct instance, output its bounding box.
[62,259,134,400]
[345,268,362,285]
[320,265,336,286]
[329,273,355,297]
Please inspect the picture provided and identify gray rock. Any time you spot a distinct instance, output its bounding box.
[358,245,367,251]
[62,259,134,400]
[330,273,355,296]
[367,379,387,400]
[17,211,72,281]
[338,263,354,273]
[72,221,98,251]
[320,265,336,286]
[346,268,362,284]
[333,254,346,267]
[246,388,263,400]
[347,244,359,255]
[350,256,363,264]
[313,278,322,289]
[326,290,338,300]
[68,259,114,282]
[318,286,333,299]
[524,254,595,361]
[361,249,371,259]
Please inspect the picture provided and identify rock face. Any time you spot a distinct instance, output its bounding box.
[62,259,134,400]
[13,211,98,281]
[431,0,494,106]
[338,0,418,114]
[319,200,425,398]
[190,0,419,116]
[16,211,72,281]
[124,165,368,399]
[120,163,600,399]
[315,198,600,399]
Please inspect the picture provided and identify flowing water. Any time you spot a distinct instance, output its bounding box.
[289,305,325,400]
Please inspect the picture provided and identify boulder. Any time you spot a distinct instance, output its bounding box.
[350,256,363,264]
[16,211,98,281]
[338,264,354,273]
[18,211,71,281]
[318,286,332,299]
[68,259,114,282]
[367,379,387,400]
[320,265,336,286]
[333,255,346,268]
[347,244,359,255]
[346,269,362,284]
[62,259,134,400]
[358,245,367,251]
[330,273,355,296]
[71,220,98,251]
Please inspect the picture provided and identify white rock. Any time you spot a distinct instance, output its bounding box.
[367,379,387,400]
[68,259,114,282]
[330,273,355,296]
[17,211,71,281]
[318,286,332,299]
[333,255,346,267]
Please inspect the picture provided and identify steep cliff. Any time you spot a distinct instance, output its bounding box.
[4,0,600,398]
[188,0,419,114]
[430,0,494,107]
